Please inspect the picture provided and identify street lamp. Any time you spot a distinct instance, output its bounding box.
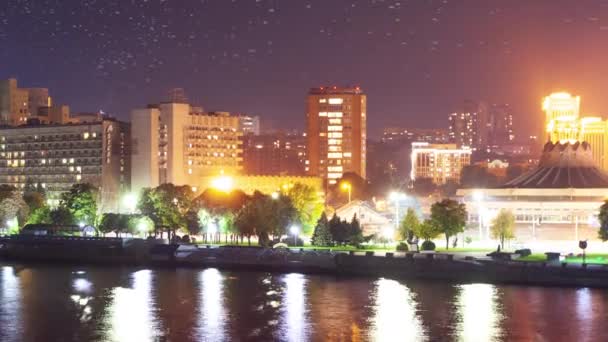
[389,191,406,234]
[341,182,352,203]
[122,192,137,214]
[271,191,279,200]
[211,175,234,192]
[290,225,299,246]
[473,190,484,241]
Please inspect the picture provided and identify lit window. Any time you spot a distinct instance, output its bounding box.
[328,98,344,105]
[327,112,343,118]
[319,112,328,117]
[319,99,327,103]
[83,132,90,139]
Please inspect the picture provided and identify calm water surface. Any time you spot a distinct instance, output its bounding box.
[0,263,607,341]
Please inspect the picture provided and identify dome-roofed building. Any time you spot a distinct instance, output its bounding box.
[457,141,608,246]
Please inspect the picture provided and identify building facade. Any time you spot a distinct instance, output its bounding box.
[382,127,449,144]
[237,115,260,135]
[410,142,472,185]
[0,119,130,212]
[306,86,366,184]
[131,102,243,193]
[449,100,513,153]
[242,132,306,176]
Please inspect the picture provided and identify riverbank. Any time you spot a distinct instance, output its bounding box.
[2,236,608,288]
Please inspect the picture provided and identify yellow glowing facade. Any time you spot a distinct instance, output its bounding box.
[543,92,581,143]
[543,92,608,172]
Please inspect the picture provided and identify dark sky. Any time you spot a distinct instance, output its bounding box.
[2,0,608,139]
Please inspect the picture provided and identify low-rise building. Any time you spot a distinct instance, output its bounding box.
[0,119,130,211]
[410,142,472,185]
[335,200,392,237]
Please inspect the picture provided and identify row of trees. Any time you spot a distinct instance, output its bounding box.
[1,182,98,233]
[131,182,324,246]
[310,213,364,247]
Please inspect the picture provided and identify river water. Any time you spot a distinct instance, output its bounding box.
[0,263,607,342]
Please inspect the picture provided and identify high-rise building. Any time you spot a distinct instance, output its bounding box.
[487,104,514,148]
[242,132,306,176]
[306,86,366,184]
[448,100,482,149]
[237,115,261,135]
[131,102,243,193]
[0,119,130,211]
[543,92,581,143]
[410,142,472,185]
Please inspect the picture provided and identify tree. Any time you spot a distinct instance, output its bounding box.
[311,212,332,246]
[490,209,515,249]
[412,219,441,242]
[136,184,194,239]
[431,199,468,249]
[99,213,122,236]
[60,183,99,226]
[399,208,420,242]
[329,214,351,245]
[0,192,30,227]
[599,200,608,241]
[348,214,364,246]
[284,183,324,236]
[50,207,74,226]
[26,206,52,224]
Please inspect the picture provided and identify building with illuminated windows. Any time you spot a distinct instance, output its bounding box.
[410,142,472,185]
[306,86,366,185]
[131,102,243,193]
[0,119,130,212]
[543,92,581,143]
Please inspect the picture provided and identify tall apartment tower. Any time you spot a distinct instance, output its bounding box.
[0,78,30,126]
[448,101,481,149]
[131,102,243,194]
[306,86,366,184]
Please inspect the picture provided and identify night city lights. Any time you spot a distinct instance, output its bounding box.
[3,1,608,341]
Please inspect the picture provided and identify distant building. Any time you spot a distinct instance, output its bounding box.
[449,101,513,153]
[0,119,130,212]
[335,200,392,237]
[131,102,243,193]
[543,92,581,143]
[382,127,448,144]
[306,86,366,184]
[237,115,260,135]
[410,142,472,185]
[242,132,306,176]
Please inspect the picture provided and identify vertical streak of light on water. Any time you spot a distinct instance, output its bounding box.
[370,278,426,342]
[455,284,503,342]
[0,267,21,342]
[197,268,226,341]
[280,273,309,342]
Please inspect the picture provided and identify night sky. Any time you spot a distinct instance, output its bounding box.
[2,0,608,138]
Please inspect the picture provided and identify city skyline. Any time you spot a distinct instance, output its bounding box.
[4,1,608,138]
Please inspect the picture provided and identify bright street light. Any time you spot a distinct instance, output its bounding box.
[122,192,138,213]
[271,191,279,200]
[78,222,85,228]
[290,225,299,246]
[341,182,352,203]
[211,175,234,192]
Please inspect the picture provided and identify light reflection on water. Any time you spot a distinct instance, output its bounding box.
[197,268,226,341]
[106,270,159,342]
[370,278,426,342]
[0,264,607,341]
[0,267,21,342]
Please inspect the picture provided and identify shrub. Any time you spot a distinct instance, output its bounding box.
[421,240,436,251]
[464,237,473,245]
[396,242,409,252]
[515,248,531,257]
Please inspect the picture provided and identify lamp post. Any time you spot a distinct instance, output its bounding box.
[290,225,299,246]
[341,182,352,203]
[389,191,406,234]
[122,192,137,214]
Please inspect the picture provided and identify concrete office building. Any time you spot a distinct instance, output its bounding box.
[131,102,243,193]
[0,119,130,212]
[306,86,366,185]
[237,115,261,135]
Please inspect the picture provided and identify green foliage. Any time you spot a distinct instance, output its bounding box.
[412,219,441,241]
[0,191,29,227]
[430,199,467,249]
[490,209,516,249]
[99,213,128,236]
[396,242,409,252]
[311,212,333,246]
[136,184,194,234]
[399,208,420,242]
[60,183,98,225]
[421,240,436,251]
[348,214,364,246]
[50,207,74,225]
[599,200,608,242]
[284,183,324,236]
[26,206,52,225]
